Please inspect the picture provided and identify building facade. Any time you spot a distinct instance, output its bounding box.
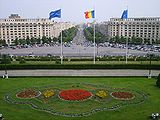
[108,17,160,43]
[96,22,109,37]
[0,14,74,45]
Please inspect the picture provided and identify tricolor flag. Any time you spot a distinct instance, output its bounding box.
[121,10,128,19]
[84,10,95,19]
[49,9,61,20]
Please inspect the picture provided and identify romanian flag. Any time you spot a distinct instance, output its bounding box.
[85,10,95,19]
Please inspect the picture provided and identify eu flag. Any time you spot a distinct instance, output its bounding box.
[121,10,128,19]
[49,9,61,20]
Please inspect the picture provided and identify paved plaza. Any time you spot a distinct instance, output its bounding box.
[0,69,159,77]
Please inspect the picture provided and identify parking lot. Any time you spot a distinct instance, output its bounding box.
[0,43,160,57]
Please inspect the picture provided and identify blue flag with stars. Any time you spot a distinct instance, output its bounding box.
[121,10,128,19]
[49,9,61,20]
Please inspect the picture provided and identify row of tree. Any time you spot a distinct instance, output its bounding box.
[83,25,160,45]
[58,27,78,43]
[110,36,160,45]
[83,27,107,44]
[14,36,59,45]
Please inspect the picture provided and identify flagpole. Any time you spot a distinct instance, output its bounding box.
[125,37,128,64]
[93,20,96,64]
[93,4,96,64]
[49,9,62,64]
[60,21,63,64]
[125,6,128,64]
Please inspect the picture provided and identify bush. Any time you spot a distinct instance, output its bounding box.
[0,64,160,70]
[19,58,26,64]
[0,54,11,64]
[55,59,61,64]
[156,74,160,88]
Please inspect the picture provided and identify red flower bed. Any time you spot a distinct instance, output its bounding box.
[59,89,92,101]
[111,92,134,100]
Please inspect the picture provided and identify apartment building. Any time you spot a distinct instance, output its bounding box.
[0,14,74,45]
[108,17,160,43]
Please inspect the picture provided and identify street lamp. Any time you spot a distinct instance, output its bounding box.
[148,53,154,79]
[3,54,8,79]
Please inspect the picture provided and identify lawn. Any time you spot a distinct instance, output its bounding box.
[0,77,160,120]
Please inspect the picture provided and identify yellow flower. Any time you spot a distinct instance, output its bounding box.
[43,90,54,98]
[96,90,108,98]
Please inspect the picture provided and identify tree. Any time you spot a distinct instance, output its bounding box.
[119,36,126,44]
[19,39,27,45]
[42,36,48,44]
[48,37,52,43]
[53,37,58,42]
[14,38,19,45]
[155,39,160,44]
[130,36,143,45]
[58,27,78,43]
[26,36,31,45]
[83,27,106,43]
[0,39,7,46]
[0,54,11,64]
[30,37,37,45]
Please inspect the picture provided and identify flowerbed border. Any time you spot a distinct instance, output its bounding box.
[110,92,135,100]
[16,89,41,99]
[4,83,148,117]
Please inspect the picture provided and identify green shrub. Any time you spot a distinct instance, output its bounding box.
[0,54,11,64]
[19,58,26,64]
[0,64,160,70]
[55,59,61,64]
[156,74,160,88]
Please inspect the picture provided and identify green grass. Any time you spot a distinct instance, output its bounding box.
[0,77,160,120]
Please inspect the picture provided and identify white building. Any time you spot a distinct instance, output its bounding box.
[108,17,160,43]
[0,14,75,45]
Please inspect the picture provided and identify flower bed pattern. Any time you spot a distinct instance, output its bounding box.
[16,89,40,99]
[59,89,92,101]
[5,83,147,117]
[111,92,134,100]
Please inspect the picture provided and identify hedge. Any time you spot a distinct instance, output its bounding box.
[13,57,160,62]
[0,64,160,70]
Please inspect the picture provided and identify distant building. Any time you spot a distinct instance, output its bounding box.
[96,22,109,37]
[108,17,160,43]
[0,14,75,45]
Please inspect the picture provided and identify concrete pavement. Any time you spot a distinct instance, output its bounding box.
[0,69,159,77]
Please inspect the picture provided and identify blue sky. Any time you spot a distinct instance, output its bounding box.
[0,0,160,23]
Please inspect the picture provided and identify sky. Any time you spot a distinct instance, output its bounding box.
[0,0,160,23]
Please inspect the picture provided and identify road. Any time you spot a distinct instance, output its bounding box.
[72,25,89,45]
[1,44,160,57]
[0,69,159,77]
